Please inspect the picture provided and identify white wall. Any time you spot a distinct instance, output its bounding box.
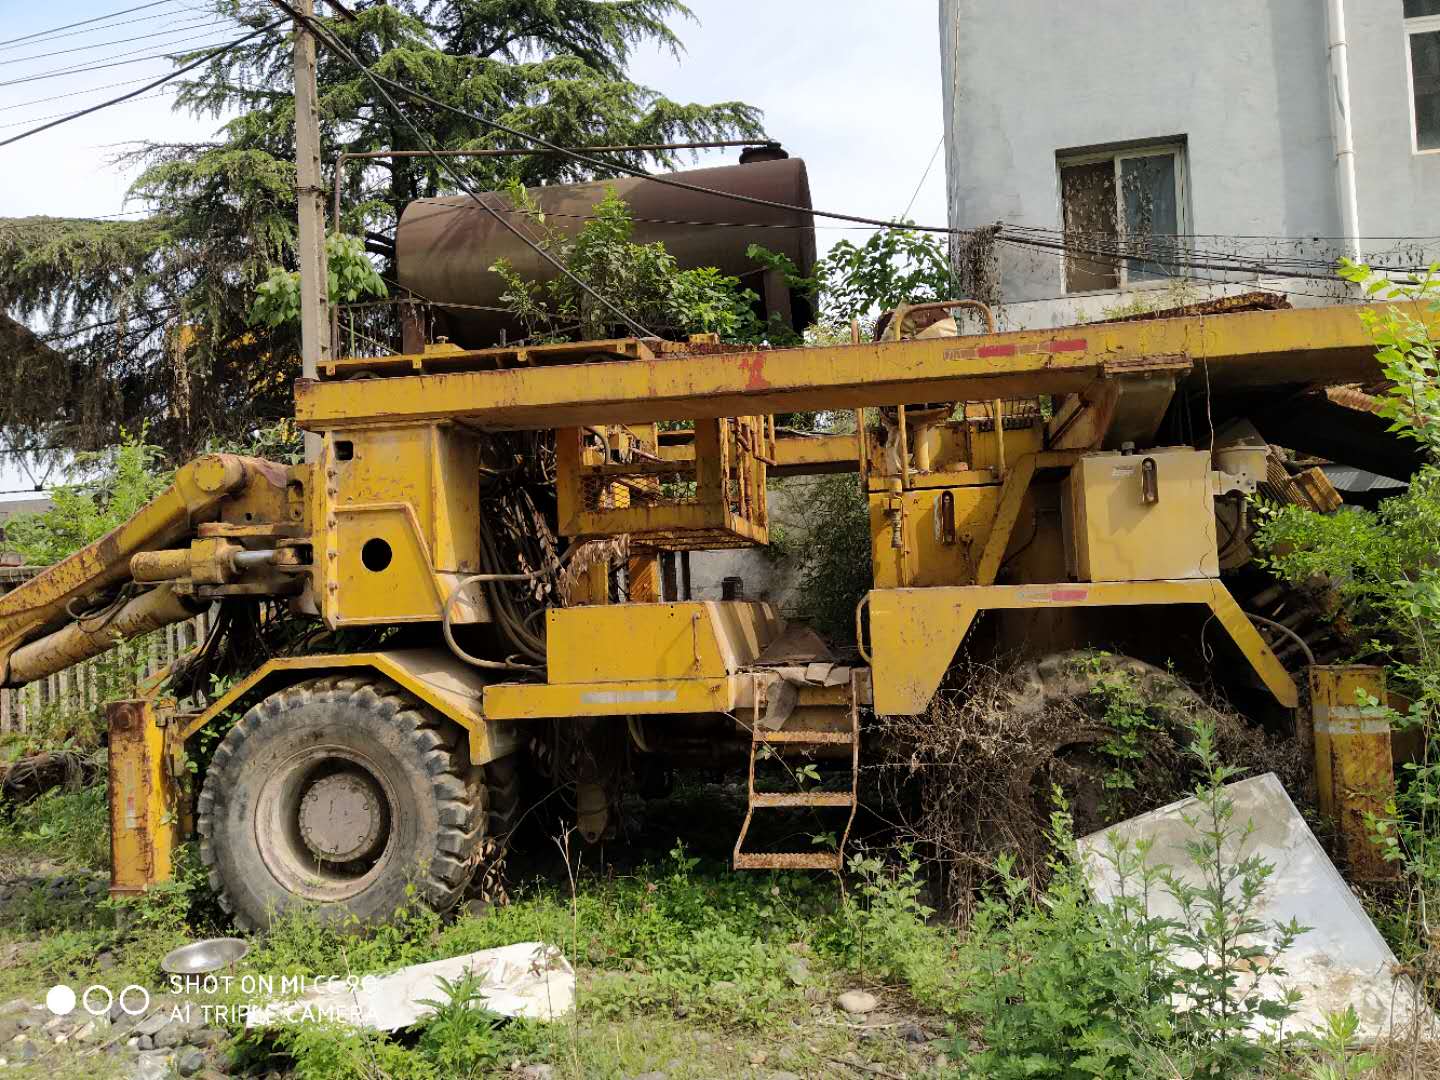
[941,0,1440,310]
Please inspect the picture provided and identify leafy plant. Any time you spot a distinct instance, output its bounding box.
[949,721,1305,1079]
[752,226,956,334]
[492,191,765,342]
[1294,1006,1381,1080]
[415,973,506,1077]
[1256,262,1440,1006]
[3,429,170,565]
[1157,720,1306,1075]
[766,472,871,645]
[0,783,109,868]
[833,845,949,992]
[818,227,957,328]
[250,233,389,329]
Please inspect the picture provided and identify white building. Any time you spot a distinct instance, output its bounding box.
[940,0,1440,327]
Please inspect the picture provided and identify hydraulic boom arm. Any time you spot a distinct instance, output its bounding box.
[0,455,297,688]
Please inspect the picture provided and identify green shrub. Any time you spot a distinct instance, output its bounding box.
[947,721,1303,1079]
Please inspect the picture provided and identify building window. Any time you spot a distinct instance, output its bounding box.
[1058,144,1187,293]
[1407,1,1440,152]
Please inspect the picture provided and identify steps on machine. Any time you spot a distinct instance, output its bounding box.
[732,673,860,873]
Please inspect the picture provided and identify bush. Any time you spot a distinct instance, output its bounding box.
[949,722,1304,1079]
[1257,261,1440,1008]
[3,430,170,565]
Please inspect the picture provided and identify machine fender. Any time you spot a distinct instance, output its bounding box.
[867,580,1299,715]
[177,647,521,766]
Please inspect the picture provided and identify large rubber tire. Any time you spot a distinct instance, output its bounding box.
[197,674,504,931]
[997,649,1225,828]
[1003,650,1215,724]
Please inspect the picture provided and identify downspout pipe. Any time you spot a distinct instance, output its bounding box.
[1325,0,1363,267]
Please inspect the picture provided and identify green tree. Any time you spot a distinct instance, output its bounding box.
[0,0,760,456]
[4,431,172,565]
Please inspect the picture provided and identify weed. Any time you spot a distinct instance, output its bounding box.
[0,782,109,868]
[1294,1007,1382,1080]
[414,973,507,1077]
[941,720,1305,1079]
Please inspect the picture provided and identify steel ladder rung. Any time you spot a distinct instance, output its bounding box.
[749,791,853,808]
[752,729,853,744]
[732,851,843,871]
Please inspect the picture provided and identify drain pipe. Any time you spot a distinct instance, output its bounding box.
[1325,0,1363,267]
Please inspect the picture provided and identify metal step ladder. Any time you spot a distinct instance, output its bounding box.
[733,673,859,871]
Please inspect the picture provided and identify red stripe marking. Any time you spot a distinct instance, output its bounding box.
[1049,588,1091,602]
[977,344,1016,358]
[1047,338,1087,353]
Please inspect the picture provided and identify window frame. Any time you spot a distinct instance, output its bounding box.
[1056,142,1189,295]
[1406,13,1440,156]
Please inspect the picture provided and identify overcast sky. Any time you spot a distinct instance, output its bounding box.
[0,0,947,493]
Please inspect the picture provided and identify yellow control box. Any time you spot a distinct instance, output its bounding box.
[1065,448,1218,582]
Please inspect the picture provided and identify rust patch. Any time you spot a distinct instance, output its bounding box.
[738,354,771,390]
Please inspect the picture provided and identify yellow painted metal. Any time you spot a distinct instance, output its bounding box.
[867,580,1298,715]
[294,304,1419,432]
[770,433,861,476]
[975,452,1081,585]
[544,601,780,684]
[314,425,487,627]
[8,585,202,686]
[0,455,286,687]
[869,486,1002,589]
[484,676,740,720]
[1065,448,1219,581]
[1310,665,1396,880]
[321,336,656,380]
[486,601,780,721]
[177,648,521,766]
[108,698,181,896]
[556,417,771,549]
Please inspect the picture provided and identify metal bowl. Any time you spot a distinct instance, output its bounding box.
[161,937,249,975]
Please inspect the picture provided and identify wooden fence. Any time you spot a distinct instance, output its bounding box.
[0,566,215,734]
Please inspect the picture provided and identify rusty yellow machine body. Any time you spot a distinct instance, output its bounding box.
[0,301,1418,908]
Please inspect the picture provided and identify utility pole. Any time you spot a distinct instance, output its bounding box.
[290,0,329,460]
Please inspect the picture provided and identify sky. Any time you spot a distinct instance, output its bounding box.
[0,0,949,494]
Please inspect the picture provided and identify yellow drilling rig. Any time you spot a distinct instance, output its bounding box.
[0,158,1421,929]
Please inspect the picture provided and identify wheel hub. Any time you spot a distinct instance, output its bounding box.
[298,770,387,863]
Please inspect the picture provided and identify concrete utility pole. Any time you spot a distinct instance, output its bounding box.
[291,0,330,461]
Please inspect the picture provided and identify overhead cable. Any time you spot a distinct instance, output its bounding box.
[0,29,247,88]
[0,0,181,50]
[0,20,285,149]
[4,17,233,65]
[269,0,654,338]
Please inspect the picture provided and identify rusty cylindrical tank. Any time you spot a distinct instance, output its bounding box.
[396,156,816,346]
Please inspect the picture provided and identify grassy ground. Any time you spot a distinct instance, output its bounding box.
[0,778,1429,1079]
[0,781,957,1079]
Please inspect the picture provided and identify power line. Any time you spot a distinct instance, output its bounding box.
[900,135,944,223]
[272,0,654,338]
[308,18,1430,276]
[0,21,285,149]
[0,89,180,129]
[1003,223,1440,244]
[0,74,185,113]
[4,15,231,65]
[284,3,980,241]
[0,30,246,88]
[0,4,198,54]
[0,0,181,50]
